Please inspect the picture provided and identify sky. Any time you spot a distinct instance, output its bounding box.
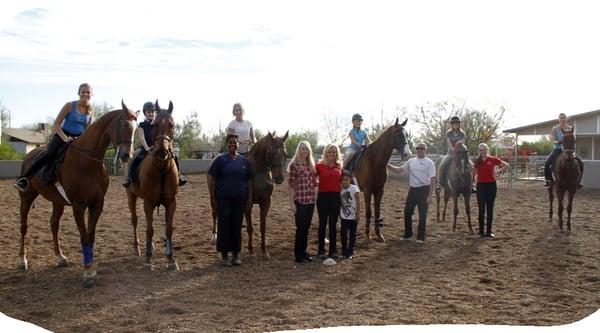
[1,0,600,144]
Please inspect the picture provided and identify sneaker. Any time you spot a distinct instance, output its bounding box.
[577,182,583,189]
[178,176,188,187]
[471,186,477,194]
[303,253,313,262]
[415,239,424,244]
[232,256,242,266]
[14,178,29,192]
[295,258,308,263]
[479,234,485,239]
[485,233,495,239]
[317,253,328,260]
[400,236,412,241]
[121,178,132,188]
[329,253,339,259]
[221,253,232,267]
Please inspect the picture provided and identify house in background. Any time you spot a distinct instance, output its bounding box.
[3,125,49,154]
[503,109,600,160]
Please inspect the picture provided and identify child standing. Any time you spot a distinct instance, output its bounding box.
[339,170,360,258]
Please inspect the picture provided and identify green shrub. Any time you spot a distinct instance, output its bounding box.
[0,142,25,160]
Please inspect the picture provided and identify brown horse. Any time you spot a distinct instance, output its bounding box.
[436,143,475,234]
[209,131,288,257]
[353,118,410,242]
[548,128,580,230]
[17,102,137,287]
[126,101,180,270]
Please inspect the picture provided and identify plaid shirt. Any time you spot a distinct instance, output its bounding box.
[288,161,317,204]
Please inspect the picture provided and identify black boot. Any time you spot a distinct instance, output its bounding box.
[121,178,132,188]
[178,175,188,187]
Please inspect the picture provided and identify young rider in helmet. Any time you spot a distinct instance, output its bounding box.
[435,115,475,193]
[343,113,371,170]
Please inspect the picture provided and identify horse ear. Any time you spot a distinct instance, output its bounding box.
[155,99,160,111]
[400,118,408,127]
[267,131,272,138]
[121,99,128,111]
[394,117,399,126]
[282,130,289,141]
[168,101,173,114]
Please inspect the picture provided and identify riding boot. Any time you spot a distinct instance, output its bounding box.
[122,178,132,188]
[178,174,188,187]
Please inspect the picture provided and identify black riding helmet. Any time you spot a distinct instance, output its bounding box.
[352,113,363,121]
[450,115,461,124]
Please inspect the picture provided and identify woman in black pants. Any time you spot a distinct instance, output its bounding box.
[472,143,509,238]
[315,144,343,259]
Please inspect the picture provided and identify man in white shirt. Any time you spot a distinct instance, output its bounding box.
[388,142,436,243]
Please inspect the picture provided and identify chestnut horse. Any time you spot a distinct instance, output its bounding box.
[126,101,180,270]
[17,102,137,287]
[353,118,410,242]
[436,143,475,234]
[209,131,288,257]
[548,128,580,230]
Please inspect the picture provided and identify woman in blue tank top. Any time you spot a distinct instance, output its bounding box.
[543,113,584,187]
[15,83,95,192]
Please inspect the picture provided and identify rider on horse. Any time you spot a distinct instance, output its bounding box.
[435,115,476,193]
[14,83,95,192]
[343,113,371,171]
[543,113,584,188]
[122,101,187,188]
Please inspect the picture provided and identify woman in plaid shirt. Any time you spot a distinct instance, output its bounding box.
[287,141,318,264]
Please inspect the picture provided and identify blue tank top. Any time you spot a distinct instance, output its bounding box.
[553,127,564,150]
[349,128,367,150]
[61,101,89,136]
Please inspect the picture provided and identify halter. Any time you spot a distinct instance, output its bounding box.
[265,141,285,171]
[112,112,137,167]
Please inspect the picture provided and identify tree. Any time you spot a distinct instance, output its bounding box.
[320,112,349,148]
[519,136,553,156]
[285,130,319,158]
[174,112,204,158]
[92,102,115,120]
[1,101,9,129]
[411,100,506,154]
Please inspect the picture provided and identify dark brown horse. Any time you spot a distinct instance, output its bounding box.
[17,102,136,287]
[436,143,475,234]
[126,101,180,270]
[353,118,409,242]
[548,128,580,230]
[209,131,288,257]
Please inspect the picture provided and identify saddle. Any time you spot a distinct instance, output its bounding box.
[345,147,366,172]
[39,144,70,186]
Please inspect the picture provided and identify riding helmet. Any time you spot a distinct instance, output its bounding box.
[352,113,363,121]
[450,115,461,124]
[143,101,155,111]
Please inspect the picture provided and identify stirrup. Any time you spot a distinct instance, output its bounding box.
[121,178,132,188]
[14,178,30,192]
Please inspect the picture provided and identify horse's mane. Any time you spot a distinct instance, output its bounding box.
[247,134,270,158]
[370,125,395,145]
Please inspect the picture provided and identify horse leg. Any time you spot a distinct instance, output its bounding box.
[211,203,218,244]
[18,191,38,271]
[245,207,254,255]
[50,203,68,267]
[452,195,459,232]
[557,188,565,231]
[566,190,575,231]
[436,190,441,222]
[127,191,141,256]
[464,193,474,235]
[164,200,179,271]
[143,200,155,270]
[363,190,373,239]
[548,185,554,222]
[259,198,272,258]
[442,189,450,222]
[374,190,385,242]
[72,205,95,288]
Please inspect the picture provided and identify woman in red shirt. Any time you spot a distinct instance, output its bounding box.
[473,143,509,239]
[315,144,343,259]
[287,141,318,263]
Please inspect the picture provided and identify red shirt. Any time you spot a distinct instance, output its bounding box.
[475,156,502,183]
[288,161,317,204]
[315,162,342,193]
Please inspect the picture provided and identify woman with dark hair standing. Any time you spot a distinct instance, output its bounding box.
[473,143,509,239]
[15,83,94,192]
[208,134,252,266]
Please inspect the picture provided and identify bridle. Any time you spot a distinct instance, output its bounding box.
[266,141,285,171]
[112,113,137,167]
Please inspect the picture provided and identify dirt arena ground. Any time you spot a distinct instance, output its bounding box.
[0,174,599,332]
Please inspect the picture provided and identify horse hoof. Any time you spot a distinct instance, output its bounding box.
[18,257,28,271]
[376,235,386,243]
[262,252,271,259]
[132,246,141,257]
[144,263,154,271]
[166,261,180,271]
[82,269,97,288]
[55,255,69,268]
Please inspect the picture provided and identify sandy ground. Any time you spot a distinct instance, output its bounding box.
[0,174,598,332]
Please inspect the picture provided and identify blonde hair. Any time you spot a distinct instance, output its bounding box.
[232,103,244,116]
[77,83,93,114]
[474,143,490,168]
[319,143,342,166]
[287,140,316,173]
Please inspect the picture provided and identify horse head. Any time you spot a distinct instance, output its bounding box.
[265,130,288,184]
[113,100,138,163]
[451,143,472,190]
[391,118,411,160]
[152,100,175,161]
[562,127,576,152]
